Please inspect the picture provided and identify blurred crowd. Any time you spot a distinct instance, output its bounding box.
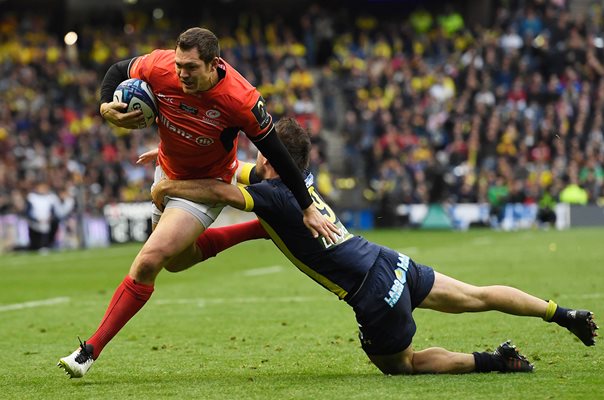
[330,0,604,222]
[0,6,324,223]
[1,0,603,240]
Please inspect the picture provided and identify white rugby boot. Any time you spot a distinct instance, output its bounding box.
[57,338,94,378]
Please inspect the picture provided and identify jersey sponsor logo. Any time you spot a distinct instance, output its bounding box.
[251,96,271,129]
[160,113,213,147]
[196,136,214,146]
[179,102,198,115]
[319,224,352,249]
[383,253,410,308]
[206,109,221,118]
[160,114,193,139]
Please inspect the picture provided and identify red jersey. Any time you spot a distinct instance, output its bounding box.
[129,50,272,181]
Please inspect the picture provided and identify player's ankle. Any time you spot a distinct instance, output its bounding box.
[473,352,504,372]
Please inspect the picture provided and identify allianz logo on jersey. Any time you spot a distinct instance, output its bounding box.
[159,114,215,146]
[383,253,410,308]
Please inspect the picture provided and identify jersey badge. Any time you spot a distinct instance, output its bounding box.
[206,109,221,118]
[251,96,271,129]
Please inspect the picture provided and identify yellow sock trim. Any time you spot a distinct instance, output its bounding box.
[544,300,557,321]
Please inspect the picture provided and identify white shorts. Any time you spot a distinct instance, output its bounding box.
[151,166,228,229]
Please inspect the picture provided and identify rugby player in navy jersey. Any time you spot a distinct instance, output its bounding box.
[151,118,598,375]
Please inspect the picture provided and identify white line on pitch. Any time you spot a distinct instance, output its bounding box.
[0,297,70,312]
[243,265,284,276]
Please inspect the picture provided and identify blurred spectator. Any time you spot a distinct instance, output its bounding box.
[410,8,433,34]
[487,174,509,227]
[437,5,465,37]
[559,174,589,205]
[23,181,73,251]
[537,184,557,228]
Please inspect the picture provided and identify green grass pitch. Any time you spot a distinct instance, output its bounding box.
[1,228,602,399]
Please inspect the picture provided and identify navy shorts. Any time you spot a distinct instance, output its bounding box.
[347,247,435,356]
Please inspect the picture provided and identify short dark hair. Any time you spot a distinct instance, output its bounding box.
[175,27,220,63]
[274,118,311,171]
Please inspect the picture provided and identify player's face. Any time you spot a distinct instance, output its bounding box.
[174,47,216,93]
[255,152,268,178]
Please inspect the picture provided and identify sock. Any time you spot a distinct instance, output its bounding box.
[473,351,506,373]
[196,219,269,261]
[87,275,154,359]
[543,300,572,328]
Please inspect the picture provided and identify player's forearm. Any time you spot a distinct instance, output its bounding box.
[153,179,246,210]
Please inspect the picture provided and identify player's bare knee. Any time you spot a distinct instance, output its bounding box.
[133,248,171,278]
[370,354,415,375]
[374,362,414,375]
[163,263,180,273]
[469,287,491,310]
[164,261,192,273]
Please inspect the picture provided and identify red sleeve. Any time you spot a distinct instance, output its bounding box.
[129,50,165,82]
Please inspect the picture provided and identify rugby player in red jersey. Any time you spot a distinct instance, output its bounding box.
[58,27,339,378]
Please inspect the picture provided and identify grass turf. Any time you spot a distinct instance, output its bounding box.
[0,227,602,399]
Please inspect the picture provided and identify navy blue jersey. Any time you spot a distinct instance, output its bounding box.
[241,173,381,300]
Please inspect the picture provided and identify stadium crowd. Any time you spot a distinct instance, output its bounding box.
[1,0,603,245]
[331,0,604,219]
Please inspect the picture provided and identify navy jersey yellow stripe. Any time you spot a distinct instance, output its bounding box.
[242,172,381,299]
[238,162,255,185]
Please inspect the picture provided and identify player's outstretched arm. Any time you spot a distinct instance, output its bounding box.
[151,179,246,212]
[302,205,340,243]
[136,148,159,165]
[253,129,340,242]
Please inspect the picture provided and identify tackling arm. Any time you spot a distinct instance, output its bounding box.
[151,179,248,212]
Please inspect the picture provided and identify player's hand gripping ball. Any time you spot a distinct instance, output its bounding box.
[113,78,158,128]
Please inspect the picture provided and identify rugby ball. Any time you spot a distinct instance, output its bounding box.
[113,78,158,128]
